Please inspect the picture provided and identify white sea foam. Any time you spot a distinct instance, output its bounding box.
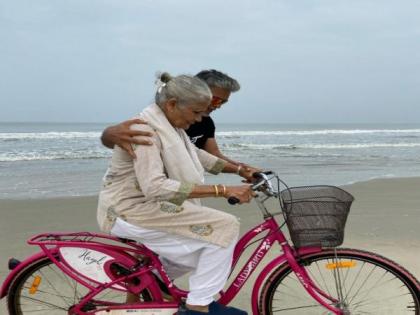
[217,129,420,137]
[0,151,109,162]
[302,143,420,149]
[223,143,420,150]
[1,129,419,140]
[0,131,101,140]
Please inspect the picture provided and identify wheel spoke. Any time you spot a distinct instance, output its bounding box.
[352,292,414,310]
[12,308,63,314]
[347,264,377,304]
[349,270,393,304]
[312,260,333,297]
[343,260,366,302]
[22,285,75,301]
[272,303,323,312]
[38,269,72,307]
[18,295,69,311]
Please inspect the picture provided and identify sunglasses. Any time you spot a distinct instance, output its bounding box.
[211,96,228,106]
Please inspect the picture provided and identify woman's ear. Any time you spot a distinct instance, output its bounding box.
[166,98,177,112]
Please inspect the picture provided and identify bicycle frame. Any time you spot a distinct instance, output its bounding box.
[1,215,345,315]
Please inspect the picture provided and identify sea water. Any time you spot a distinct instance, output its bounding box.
[1,122,420,199]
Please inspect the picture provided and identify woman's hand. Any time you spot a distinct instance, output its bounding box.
[101,119,153,159]
[224,185,256,204]
[238,165,262,183]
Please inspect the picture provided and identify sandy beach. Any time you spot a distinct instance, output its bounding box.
[1,177,419,313]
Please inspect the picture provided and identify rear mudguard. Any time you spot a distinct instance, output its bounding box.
[0,251,50,299]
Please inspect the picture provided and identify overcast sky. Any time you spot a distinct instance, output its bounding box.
[1,0,419,123]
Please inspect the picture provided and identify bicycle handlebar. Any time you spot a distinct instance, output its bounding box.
[228,171,278,205]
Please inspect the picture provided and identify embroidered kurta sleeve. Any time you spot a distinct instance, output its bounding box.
[132,127,194,206]
[195,148,226,175]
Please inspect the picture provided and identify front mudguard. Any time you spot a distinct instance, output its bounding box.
[0,251,50,299]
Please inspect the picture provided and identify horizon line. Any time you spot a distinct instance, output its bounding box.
[1,121,420,125]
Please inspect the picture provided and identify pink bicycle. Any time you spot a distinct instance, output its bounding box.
[1,172,419,314]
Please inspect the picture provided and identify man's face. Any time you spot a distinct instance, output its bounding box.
[205,86,231,115]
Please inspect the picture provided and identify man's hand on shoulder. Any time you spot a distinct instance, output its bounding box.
[101,119,153,159]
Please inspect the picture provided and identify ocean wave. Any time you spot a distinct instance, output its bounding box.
[0,151,110,162]
[2,129,419,141]
[223,143,420,150]
[216,129,420,137]
[223,144,298,150]
[0,131,101,141]
[303,143,420,149]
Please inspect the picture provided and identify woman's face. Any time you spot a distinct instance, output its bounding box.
[164,98,210,129]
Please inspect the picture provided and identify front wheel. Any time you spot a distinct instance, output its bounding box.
[260,248,420,314]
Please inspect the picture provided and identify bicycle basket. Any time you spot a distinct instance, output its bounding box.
[280,185,354,248]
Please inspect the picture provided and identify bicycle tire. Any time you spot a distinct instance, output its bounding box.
[7,256,155,315]
[260,248,420,314]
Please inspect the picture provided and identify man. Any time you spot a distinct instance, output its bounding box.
[101,69,254,172]
[184,69,243,167]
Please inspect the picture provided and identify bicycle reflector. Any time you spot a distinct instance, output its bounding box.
[326,261,357,270]
[29,276,42,294]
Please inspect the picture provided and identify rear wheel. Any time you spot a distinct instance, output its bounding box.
[7,256,155,314]
[260,248,420,314]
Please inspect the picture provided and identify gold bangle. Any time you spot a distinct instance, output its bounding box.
[222,185,227,197]
[214,184,219,197]
[237,165,242,175]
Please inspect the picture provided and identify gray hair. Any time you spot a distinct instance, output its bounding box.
[195,69,240,92]
[155,72,212,108]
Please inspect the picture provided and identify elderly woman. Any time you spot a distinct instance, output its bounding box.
[97,73,253,315]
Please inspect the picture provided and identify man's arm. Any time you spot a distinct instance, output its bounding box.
[203,137,241,166]
[101,119,153,158]
[203,137,261,179]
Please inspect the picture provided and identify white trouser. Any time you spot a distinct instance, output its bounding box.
[110,218,237,306]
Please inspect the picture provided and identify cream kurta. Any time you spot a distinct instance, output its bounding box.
[97,107,240,248]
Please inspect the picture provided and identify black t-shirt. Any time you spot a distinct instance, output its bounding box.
[185,116,215,149]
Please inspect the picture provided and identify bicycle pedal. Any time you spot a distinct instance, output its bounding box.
[110,262,132,276]
[80,302,96,312]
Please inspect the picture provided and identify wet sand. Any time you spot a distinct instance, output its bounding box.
[1,177,419,313]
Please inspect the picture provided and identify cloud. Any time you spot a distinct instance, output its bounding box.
[0,0,419,122]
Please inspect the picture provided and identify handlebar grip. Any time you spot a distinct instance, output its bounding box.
[228,197,240,205]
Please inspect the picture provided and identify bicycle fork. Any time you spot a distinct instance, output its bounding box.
[283,245,348,315]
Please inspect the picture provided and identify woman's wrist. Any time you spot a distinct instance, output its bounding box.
[236,165,242,175]
[221,184,227,197]
[213,184,227,197]
[213,185,219,197]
